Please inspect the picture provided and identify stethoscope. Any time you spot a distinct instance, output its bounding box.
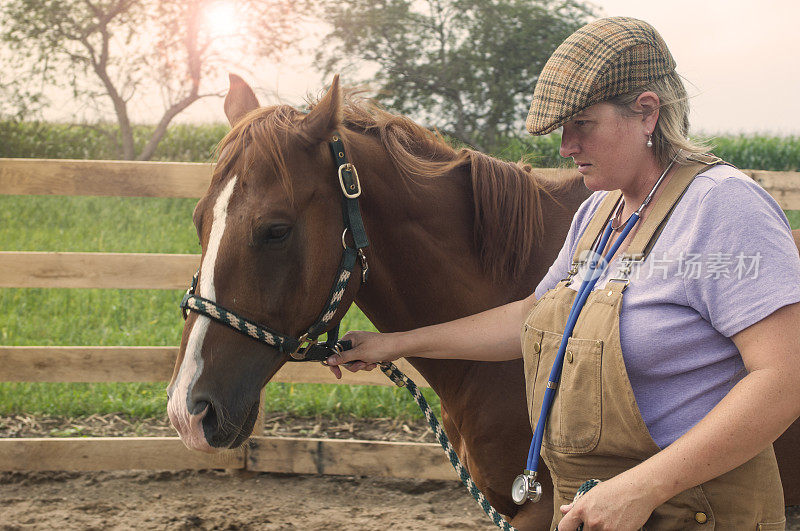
[511,157,677,505]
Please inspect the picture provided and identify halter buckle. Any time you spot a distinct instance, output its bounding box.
[338,163,361,199]
[289,333,319,360]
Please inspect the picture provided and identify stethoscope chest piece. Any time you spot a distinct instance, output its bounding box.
[512,470,542,505]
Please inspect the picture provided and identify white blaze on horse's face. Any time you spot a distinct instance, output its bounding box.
[167,176,238,452]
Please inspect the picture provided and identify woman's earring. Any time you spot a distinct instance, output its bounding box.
[646,134,653,148]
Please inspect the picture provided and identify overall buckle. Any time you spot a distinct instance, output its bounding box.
[560,261,582,286]
[616,254,644,277]
[605,255,642,292]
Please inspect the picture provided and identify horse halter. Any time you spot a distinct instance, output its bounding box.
[179,132,369,362]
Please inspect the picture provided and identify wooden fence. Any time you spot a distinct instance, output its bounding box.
[1,158,798,478]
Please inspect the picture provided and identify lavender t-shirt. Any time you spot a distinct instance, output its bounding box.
[534,164,800,448]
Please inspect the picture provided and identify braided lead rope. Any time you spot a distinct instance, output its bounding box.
[573,479,600,501]
[378,362,517,531]
[573,479,600,531]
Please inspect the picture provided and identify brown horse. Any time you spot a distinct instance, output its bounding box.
[167,74,800,529]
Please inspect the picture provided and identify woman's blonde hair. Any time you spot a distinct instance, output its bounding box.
[608,71,711,167]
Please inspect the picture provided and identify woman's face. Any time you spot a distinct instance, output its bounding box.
[559,100,654,194]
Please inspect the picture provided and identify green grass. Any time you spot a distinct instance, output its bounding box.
[0,382,168,418]
[0,381,441,420]
[0,196,198,253]
[0,288,185,346]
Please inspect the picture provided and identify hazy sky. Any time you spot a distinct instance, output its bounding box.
[52,0,800,135]
[596,0,800,135]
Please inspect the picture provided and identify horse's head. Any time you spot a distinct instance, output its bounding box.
[167,74,360,451]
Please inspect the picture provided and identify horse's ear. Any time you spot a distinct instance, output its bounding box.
[299,74,342,145]
[224,73,260,127]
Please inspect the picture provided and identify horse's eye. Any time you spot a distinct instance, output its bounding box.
[252,223,292,247]
[267,225,291,241]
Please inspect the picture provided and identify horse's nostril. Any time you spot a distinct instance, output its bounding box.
[191,400,210,416]
[203,403,219,432]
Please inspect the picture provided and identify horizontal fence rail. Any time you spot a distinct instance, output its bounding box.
[0,158,213,198]
[0,251,199,289]
[748,171,800,210]
[0,346,429,386]
[0,437,245,471]
[1,158,797,474]
[2,158,799,207]
[0,436,455,479]
[245,437,455,479]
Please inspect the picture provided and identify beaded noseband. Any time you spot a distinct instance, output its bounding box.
[180,132,369,362]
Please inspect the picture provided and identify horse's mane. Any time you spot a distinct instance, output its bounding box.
[214,91,575,282]
[213,104,304,196]
[333,92,573,282]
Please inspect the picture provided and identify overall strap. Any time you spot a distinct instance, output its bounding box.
[623,153,724,261]
[570,191,623,265]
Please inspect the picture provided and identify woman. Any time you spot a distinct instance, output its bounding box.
[327,17,800,530]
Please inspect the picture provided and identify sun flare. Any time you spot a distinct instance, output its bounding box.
[203,1,243,39]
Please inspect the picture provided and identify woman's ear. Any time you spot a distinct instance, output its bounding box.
[636,91,661,132]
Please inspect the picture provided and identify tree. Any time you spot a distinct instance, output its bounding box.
[0,0,296,160]
[315,0,594,152]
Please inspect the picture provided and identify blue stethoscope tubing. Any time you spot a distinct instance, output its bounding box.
[525,209,639,473]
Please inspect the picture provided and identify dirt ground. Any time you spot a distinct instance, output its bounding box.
[1,415,798,530]
[0,414,490,530]
[0,469,490,530]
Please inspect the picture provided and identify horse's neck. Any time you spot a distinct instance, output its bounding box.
[351,141,499,332]
[348,132,587,382]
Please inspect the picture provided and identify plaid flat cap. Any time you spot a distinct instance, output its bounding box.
[526,17,676,135]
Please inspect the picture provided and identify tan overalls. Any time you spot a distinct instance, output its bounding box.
[522,157,786,530]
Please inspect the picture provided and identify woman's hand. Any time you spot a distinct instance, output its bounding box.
[326,330,403,379]
[557,474,657,531]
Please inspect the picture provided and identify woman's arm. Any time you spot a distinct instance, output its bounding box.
[326,291,537,378]
[558,301,800,531]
